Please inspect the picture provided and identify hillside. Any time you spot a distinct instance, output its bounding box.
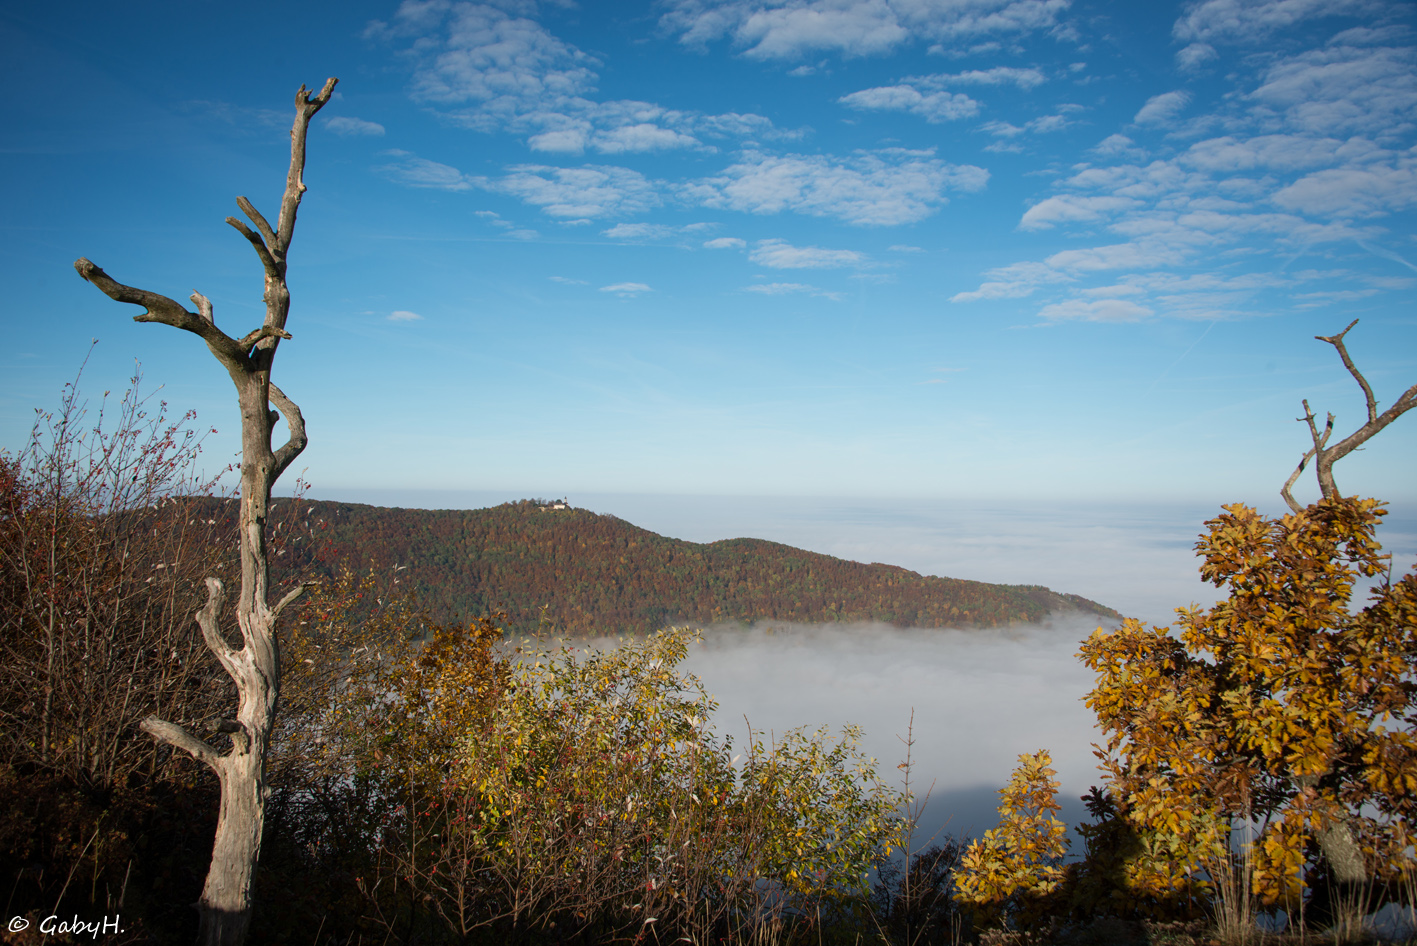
[278,498,1120,636]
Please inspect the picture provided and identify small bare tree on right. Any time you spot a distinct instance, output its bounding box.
[1280,318,1417,513]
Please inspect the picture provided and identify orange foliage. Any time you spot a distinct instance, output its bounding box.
[1079,497,1417,908]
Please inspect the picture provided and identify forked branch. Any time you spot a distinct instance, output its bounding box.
[1281,319,1417,512]
[73,259,250,369]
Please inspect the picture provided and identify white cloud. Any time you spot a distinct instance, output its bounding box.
[326,116,386,136]
[952,24,1417,326]
[889,244,924,252]
[603,223,679,240]
[659,0,1073,60]
[1037,298,1154,321]
[1173,0,1381,45]
[1134,90,1191,126]
[689,149,988,226]
[982,113,1076,146]
[1093,134,1146,159]
[838,85,980,122]
[392,2,599,111]
[549,275,587,285]
[926,66,1048,88]
[704,236,748,249]
[1291,288,1379,308]
[1078,283,1146,298]
[527,128,590,152]
[838,67,1046,122]
[477,164,660,217]
[599,282,653,295]
[1272,163,1417,218]
[1046,242,1185,272]
[371,1,789,153]
[1179,134,1363,173]
[1249,43,1417,138]
[1126,271,1297,294]
[1328,25,1413,47]
[1019,195,1142,230]
[742,282,843,299]
[388,310,424,321]
[476,209,514,227]
[950,261,1072,302]
[1028,114,1071,134]
[376,151,473,191]
[1175,42,1217,70]
[603,222,723,241]
[592,123,703,154]
[749,239,865,269]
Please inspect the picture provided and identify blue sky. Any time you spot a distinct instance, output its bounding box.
[3,0,1415,507]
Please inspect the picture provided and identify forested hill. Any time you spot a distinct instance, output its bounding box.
[284,498,1120,636]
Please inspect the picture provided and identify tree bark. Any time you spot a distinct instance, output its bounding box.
[76,77,336,946]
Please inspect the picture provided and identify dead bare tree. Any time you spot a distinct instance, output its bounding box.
[1281,318,1417,514]
[72,78,337,946]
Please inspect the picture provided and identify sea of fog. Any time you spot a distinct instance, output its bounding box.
[678,617,1111,850]
[299,488,1416,846]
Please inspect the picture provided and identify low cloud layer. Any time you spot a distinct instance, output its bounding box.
[681,617,1115,844]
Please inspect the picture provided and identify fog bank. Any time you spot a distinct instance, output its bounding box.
[681,613,1117,847]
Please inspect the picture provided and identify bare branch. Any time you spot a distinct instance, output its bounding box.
[272,583,307,620]
[1281,447,1316,514]
[141,716,221,771]
[74,259,250,368]
[236,325,293,352]
[190,291,214,324]
[1301,400,1335,457]
[225,216,279,276]
[273,78,338,260]
[75,258,203,326]
[268,382,308,480]
[194,577,239,674]
[1316,319,1376,425]
[235,196,277,252]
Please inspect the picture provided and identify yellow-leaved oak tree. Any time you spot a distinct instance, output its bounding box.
[1078,321,1416,926]
[73,79,337,946]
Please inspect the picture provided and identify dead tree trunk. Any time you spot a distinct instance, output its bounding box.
[73,78,337,946]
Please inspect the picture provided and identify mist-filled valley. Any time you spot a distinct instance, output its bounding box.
[677,616,1114,848]
[305,486,1417,848]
